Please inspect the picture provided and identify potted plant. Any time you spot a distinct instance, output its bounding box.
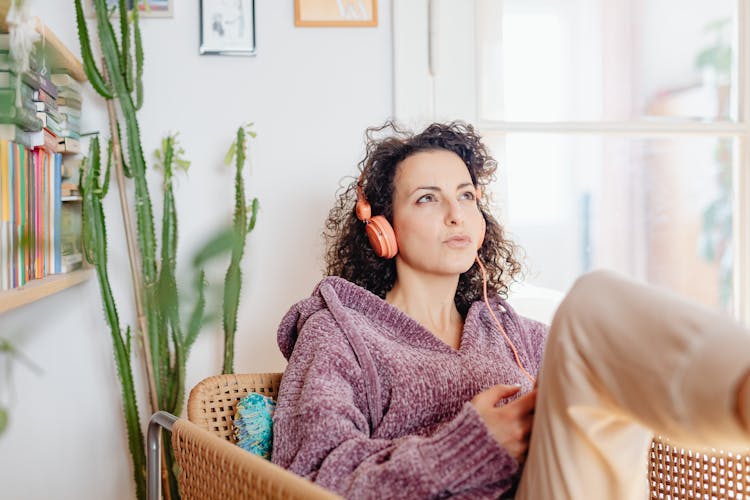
[75,1,259,497]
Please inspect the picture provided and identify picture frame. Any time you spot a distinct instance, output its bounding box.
[294,0,377,27]
[199,0,257,56]
[85,0,174,19]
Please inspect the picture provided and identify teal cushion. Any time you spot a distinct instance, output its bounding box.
[233,392,277,459]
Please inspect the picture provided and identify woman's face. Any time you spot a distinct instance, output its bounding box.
[390,149,484,278]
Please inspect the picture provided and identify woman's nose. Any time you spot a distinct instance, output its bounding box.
[446,201,464,225]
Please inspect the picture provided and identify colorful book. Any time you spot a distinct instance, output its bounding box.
[15,143,27,286]
[54,153,61,273]
[50,73,83,94]
[1,139,8,290]
[32,88,55,104]
[0,51,11,71]
[55,95,81,109]
[0,104,43,132]
[57,137,81,154]
[0,83,36,108]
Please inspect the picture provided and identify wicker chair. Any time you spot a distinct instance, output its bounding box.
[147,372,749,500]
[147,373,340,500]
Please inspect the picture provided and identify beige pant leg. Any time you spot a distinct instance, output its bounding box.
[515,270,750,500]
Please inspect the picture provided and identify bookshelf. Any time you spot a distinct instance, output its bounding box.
[0,267,91,314]
[0,13,90,315]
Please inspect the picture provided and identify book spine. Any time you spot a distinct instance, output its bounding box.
[11,141,18,288]
[0,139,7,290]
[7,139,13,289]
[41,149,47,277]
[54,153,61,274]
[28,147,35,281]
[36,73,58,100]
[18,143,26,287]
[35,149,42,279]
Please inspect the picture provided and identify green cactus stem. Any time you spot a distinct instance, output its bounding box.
[80,136,146,499]
[222,125,259,374]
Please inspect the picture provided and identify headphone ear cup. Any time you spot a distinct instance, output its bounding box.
[366,215,398,259]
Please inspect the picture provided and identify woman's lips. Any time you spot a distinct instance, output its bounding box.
[444,235,472,248]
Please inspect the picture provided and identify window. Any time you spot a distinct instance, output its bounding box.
[394,0,749,321]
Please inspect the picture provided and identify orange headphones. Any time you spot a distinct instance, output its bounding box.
[355,179,399,259]
[355,173,486,258]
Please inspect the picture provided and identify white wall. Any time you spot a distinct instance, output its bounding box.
[0,1,393,498]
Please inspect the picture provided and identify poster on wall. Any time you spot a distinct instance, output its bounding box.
[294,0,377,27]
[86,0,173,18]
[199,0,257,56]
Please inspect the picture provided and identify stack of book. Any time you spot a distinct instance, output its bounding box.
[50,72,82,154]
[0,33,46,149]
[0,33,84,290]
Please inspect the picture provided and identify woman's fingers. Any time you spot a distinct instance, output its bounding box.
[508,388,537,415]
[472,384,522,407]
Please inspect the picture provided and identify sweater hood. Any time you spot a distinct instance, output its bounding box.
[277,276,390,431]
[277,276,383,360]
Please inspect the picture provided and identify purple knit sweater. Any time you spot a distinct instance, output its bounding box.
[272,277,547,499]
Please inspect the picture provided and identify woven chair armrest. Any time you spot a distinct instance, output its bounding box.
[171,417,342,500]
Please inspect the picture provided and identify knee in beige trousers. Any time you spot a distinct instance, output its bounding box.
[515,270,750,500]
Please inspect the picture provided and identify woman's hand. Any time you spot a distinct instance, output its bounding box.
[471,384,537,464]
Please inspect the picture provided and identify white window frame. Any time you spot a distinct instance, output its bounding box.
[393,0,750,324]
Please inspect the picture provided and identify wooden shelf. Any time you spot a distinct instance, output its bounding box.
[0,11,86,82]
[0,10,90,315]
[0,268,92,314]
[32,17,86,83]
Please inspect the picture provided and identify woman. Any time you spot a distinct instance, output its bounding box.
[271,121,750,499]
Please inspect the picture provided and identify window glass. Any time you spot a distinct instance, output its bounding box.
[478,0,738,122]
[485,133,735,314]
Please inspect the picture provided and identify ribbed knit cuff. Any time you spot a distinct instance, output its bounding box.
[417,402,518,494]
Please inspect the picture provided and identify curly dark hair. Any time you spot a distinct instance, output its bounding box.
[324,121,524,315]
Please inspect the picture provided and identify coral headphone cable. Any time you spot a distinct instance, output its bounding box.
[476,256,537,386]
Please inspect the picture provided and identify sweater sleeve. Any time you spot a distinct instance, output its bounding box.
[271,311,519,499]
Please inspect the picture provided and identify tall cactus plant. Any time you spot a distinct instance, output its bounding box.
[222,124,259,374]
[75,1,258,498]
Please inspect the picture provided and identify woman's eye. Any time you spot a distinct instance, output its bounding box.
[417,194,436,203]
[460,191,476,201]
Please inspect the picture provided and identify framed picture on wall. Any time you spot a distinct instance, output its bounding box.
[294,0,378,27]
[199,0,257,56]
[85,0,173,18]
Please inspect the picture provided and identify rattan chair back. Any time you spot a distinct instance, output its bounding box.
[187,372,283,443]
